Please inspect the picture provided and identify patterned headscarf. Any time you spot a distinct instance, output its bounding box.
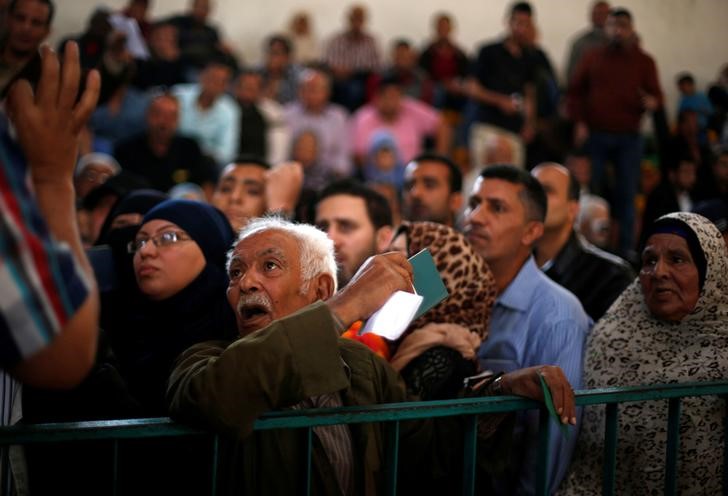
[398,221,497,339]
[559,212,728,495]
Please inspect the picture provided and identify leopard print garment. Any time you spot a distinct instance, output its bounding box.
[398,221,497,339]
[558,212,728,495]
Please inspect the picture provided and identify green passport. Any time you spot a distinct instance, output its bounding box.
[409,248,449,319]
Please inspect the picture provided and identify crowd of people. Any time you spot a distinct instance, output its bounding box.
[1,0,727,494]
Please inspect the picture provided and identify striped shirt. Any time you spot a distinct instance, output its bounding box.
[324,32,381,73]
[477,256,591,495]
[0,128,91,371]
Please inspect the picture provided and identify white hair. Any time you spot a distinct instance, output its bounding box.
[578,194,610,225]
[227,217,338,294]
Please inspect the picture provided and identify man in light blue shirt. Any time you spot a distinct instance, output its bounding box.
[173,61,240,167]
[464,164,591,495]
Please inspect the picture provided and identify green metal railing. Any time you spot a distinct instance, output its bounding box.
[1,381,727,496]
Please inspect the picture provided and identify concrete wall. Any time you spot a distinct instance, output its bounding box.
[51,0,728,119]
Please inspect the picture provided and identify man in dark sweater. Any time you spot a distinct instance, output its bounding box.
[533,163,634,321]
[114,92,217,195]
[567,7,663,256]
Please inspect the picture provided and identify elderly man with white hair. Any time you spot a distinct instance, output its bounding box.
[167,217,577,495]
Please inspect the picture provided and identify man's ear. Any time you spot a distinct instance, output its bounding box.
[522,220,544,247]
[311,272,336,301]
[449,192,463,215]
[375,225,394,253]
[567,200,580,226]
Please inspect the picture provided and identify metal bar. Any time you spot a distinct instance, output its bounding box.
[303,427,312,496]
[602,403,619,496]
[535,408,551,496]
[210,435,219,496]
[461,415,477,496]
[384,421,400,496]
[112,440,119,496]
[664,398,681,496]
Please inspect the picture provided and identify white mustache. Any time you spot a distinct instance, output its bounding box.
[236,292,273,315]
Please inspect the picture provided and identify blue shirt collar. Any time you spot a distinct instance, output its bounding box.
[496,256,539,312]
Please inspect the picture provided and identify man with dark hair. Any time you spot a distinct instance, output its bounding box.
[568,6,663,256]
[315,179,393,287]
[0,0,53,93]
[402,153,463,226]
[211,155,303,232]
[351,75,450,164]
[532,163,633,321]
[464,164,590,494]
[260,34,300,105]
[114,92,217,195]
[467,1,538,170]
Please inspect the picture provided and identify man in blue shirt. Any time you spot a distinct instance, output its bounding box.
[463,164,591,495]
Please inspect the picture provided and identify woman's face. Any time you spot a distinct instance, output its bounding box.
[639,233,701,322]
[133,220,206,300]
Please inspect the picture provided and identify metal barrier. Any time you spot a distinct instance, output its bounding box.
[1,381,727,496]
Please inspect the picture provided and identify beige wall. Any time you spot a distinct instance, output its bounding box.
[51,0,728,119]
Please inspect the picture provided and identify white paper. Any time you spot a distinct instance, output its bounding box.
[360,291,424,340]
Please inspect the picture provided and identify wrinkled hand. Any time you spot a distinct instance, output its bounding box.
[265,161,303,214]
[6,42,100,186]
[501,365,576,425]
[327,252,414,327]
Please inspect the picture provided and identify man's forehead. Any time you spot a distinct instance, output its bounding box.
[232,230,298,258]
[406,160,448,179]
[316,194,368,220]
[472,177,523,199]
[221,164,266,182]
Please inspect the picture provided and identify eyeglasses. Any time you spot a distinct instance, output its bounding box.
[127,231,192,254]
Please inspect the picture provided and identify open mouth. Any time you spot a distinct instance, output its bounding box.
[237,295,273,331]
[239,304,269,321]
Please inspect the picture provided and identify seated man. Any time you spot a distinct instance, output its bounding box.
[402,153,463,227]
[167,217,576,494]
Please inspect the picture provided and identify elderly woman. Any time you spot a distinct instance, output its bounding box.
[108,199,238,415]
[559,212,728,495]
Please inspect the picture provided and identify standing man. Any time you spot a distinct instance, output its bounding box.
[402,153,463,227]
[323,4,381,111]
[567,7,663,256]
[564,1,610,84]
[467,2,537,170]
[314,179,393,287]
[464,164,590,494]
[0,0,53,94]
[532,163,634,321]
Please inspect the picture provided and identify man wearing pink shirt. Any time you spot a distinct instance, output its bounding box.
[350,75,451,165]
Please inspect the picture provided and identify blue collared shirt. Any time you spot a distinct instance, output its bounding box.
[478,256,592,495]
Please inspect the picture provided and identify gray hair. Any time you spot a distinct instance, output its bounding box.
[227,217,338,293]
[578,194,610,225]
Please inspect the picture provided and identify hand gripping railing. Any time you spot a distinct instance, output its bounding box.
[1,381,727,496]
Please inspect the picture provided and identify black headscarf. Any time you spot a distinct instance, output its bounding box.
[107,200,238,415]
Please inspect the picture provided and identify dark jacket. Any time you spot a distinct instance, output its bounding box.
[544,232,635,321]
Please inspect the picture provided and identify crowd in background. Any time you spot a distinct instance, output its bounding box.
[2,0,728,494]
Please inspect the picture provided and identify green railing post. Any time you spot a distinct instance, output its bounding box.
[210,434,219,496]
[461,415,478,496]
[664,398,681,496]
[111,440,119,496]
[384,420,400,496]
[535,408,551,496]
[302,427,313,496]
[602,403,619,496]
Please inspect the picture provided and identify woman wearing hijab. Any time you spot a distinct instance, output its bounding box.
[559,212,728,495]
[390,221,497,400]
[108,199,238,415]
